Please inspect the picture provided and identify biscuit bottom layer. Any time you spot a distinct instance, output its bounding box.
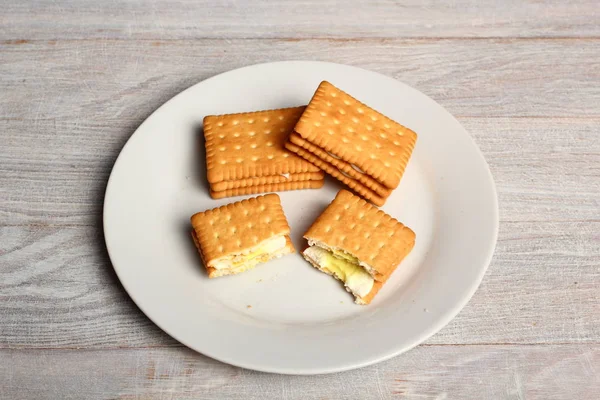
[211,172,325,191]
[303,245,374,304]
[209,179,325,199]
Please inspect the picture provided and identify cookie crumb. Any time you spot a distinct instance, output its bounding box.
[246,305,252,309]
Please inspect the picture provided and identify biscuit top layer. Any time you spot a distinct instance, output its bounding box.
[204,106,319,184]
[191,194,291,262]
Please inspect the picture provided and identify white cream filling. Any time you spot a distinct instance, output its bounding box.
[350,164,366,174]
[325,152,366,175]
[339,169,353,179]
[210,236,287,270]
[326,151,342,160]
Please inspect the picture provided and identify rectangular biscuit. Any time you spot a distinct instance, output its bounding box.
[290,81,417,204]
[209,179,324,199]
[302,190,415,304]
[190,193,295,277]
[204,106,321,185]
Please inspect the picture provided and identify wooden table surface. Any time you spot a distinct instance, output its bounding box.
[1,1,599,399]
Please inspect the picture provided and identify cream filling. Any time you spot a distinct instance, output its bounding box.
[326,151,341,160]
[325,152,366,175]
[304,246,374,298]
[350,164,366,174]
[339,169,353,179]
[210,236,287,270]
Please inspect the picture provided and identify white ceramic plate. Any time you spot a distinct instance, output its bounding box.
[104,61,498,374]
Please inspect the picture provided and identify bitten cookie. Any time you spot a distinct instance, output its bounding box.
[302,190,415,304]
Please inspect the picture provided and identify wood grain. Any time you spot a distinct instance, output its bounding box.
[1,345,598,400]
[1,221,598,348]
[0,226,177,349]
[1,0,600,397]
[2,117,599,226]
[1,39,598,122]
[2,0,599,40]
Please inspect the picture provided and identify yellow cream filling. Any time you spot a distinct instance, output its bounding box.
[304,246,374,297]
[210,236,287,270]
[330,249,359,264]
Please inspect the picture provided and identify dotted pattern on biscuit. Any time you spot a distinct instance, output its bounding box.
[304,190,415,281]
[210,179,324,199]
[211,171,325,192]
[285,141,387,206]
[288,132,391,198]
[191,194,291,263]
[204,106,320,184]
[293,81,417,190]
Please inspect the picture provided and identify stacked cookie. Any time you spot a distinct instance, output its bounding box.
[192,81,418,305]
[204,107,324,199]
[204,82,416,205]
[285,81,417,206]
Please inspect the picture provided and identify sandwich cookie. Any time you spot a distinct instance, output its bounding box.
[191,193,295,278]
[286,81,417,206]
[204,106,325,199]
[302,190,415,304]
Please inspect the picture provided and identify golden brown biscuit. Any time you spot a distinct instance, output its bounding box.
[204,106,324,197]
[288,81,417,205]
[191,193,295,277]
[302,190,415,304]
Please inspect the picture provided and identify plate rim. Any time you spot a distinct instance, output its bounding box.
[103,60,499,374]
